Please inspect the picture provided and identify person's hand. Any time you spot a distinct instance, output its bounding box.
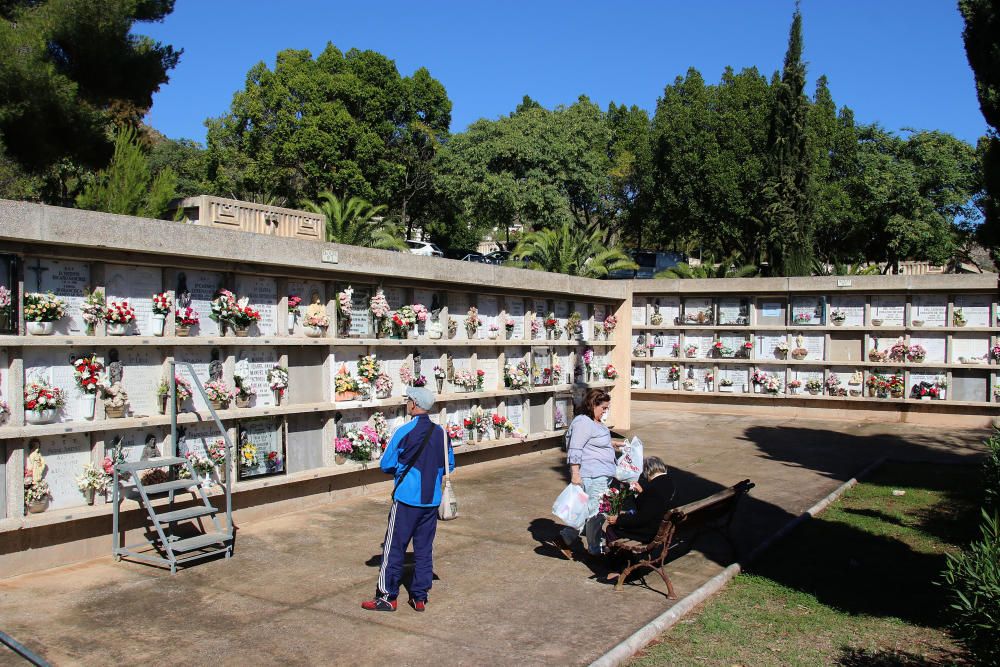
[571,471,583,486]
[630,481,643,493]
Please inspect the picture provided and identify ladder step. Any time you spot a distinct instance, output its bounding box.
[143,479,199,495]
[118,457,187,473]
[157,506,218,523]
[165,531,232,553]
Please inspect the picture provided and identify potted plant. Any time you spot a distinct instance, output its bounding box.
[157,375,193,413]
[175,306,199,336]
[906,343,926,363]
[231,297,261,336]
[465,306,482,338]
[210,289,238,335]
[336,287,353,337]
[866,374,882,397]
[719,378,734,393]
[830,310,847,326]
[101,380,129,418]
[151,292,172,336]
[80,289,104,336]
[71,354,103,420]
[788,379,802,395]
[805,379,823,395]
[24,471,51,513]
[204,379,236,410]
[103,300,136,336]
[682,377,696,391]
[952,307,967,327]
[268,365,289,405]
[75,463,109,505]
[24,379,65,424]
[774,340,789,359]
[234,375,255,408]
[668,365,680,390]
[24,292,66,335]
[287,295,302,333]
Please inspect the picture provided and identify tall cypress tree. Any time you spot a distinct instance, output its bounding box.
[761,3,813,276]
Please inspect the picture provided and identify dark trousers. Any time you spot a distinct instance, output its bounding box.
[377,501,438,601]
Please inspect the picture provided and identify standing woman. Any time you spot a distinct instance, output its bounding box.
[559,388,619,556]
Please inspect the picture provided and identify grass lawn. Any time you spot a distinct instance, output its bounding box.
[631,462,983,666]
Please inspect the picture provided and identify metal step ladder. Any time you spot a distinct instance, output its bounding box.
[111,361,234,573]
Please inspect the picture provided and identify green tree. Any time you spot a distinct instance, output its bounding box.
[304,192,405,250]
[206,45,451,210]
[606,103,653,246]
[761,4,813,275]
[655,255,759,279]
[510,221,636,278]
[0,0,180,182]
[75,126,176,218]
[959,0,1000,250]
[147,133,213,199]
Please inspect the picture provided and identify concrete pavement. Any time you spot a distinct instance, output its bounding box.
[0,403,987,666]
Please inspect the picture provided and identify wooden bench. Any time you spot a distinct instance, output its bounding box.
[608,479,755,596]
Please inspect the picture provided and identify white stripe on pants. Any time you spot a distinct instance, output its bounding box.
[377,501,398,596]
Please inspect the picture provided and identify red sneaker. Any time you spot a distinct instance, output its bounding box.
[361,597,397,612]
[408,598,426,612]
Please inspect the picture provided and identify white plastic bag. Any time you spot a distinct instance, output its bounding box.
[615,437,644,483]
[552,483,590,530]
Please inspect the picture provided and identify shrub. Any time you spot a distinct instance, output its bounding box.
[984,429,1000,514]
[942,510,1000,666]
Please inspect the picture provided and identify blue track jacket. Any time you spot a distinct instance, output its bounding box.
[381,414,455,507]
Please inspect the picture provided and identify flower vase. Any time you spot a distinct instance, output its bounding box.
[84,487,95,506]
[26,409,57,425]
[85,323,95,336]
[476,430,483,442]
[234,326,250,337]
[742,384,749,393]
[175,325,191,337]
[82,393,96,420]
[236,396,251,408]
[27,498,49,514]
[436,378,444,393]
[466,433,474,446]
[105,405,126,419]
[335,454,346,465]
[493,430,501,441]
[209,399,225,411]
[274,391,282,406]
[939,389,947,400]
[287,313,296,334]
[671,380,679,390]
[505,329,513,340]
[304,325,325,338]
[428,328,442,340]
[151,313,166,336]
[753,384,761,394]
[107,322,128,336]
[706,382,713,392]
[376,388,391,400]
[27,321,55,335]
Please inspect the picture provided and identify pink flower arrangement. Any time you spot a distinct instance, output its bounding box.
[530,318,541,337]
[103,300,136,323]
[412,303,429,323]
[334,437,353,454]
[399,364,415,386]
[446,423,464,440]
[287,295,302,314]
[603,315,617,333]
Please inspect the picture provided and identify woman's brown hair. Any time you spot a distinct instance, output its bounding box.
[579,388,611,420]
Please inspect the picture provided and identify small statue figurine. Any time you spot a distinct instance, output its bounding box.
[175,272,192,310]
[209,359,224,382]
[27,439,46,484]
[305,291,325,320]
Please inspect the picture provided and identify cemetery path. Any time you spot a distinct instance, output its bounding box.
[0,404,987,666]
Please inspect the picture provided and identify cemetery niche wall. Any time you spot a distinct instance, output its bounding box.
[630,275,1000,425]
[0,200,629,577]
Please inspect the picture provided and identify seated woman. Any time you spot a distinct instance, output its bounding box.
[603,456,675,582]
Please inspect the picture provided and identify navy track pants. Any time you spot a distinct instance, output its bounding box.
[377,501,438,601]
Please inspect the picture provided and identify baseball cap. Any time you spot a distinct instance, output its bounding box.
[405,386,435,411]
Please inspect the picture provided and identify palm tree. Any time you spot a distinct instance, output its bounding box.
[810,259,880,276]
[304,192,406,251]
[510,222,637,278]
[655,254,759,279]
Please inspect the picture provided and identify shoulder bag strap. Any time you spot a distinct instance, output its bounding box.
[391,423,435,502]
[441,424,450,481]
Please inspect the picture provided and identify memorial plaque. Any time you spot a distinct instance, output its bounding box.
[235,348,279,407]
[790,296,824,326]
[287,280,325,335]
[830,295,864,326]
[649,297,680,326]
[909,371,945,396]
[688,367,710,392]
[479,294,499,321]
[450,292,471,340]
[381,349,409,397]
[106,429,167,463]
[414,288,442,336]
[630,363,646,389]
[116,347,163,416]
[756,365,785,392]
[286,414,325,472]
[105,264,161,336]
[532,347,553,386]
[335,408,369,437]
[553,300,570,333]
[686,334,715,359]
[716,333,745,359]
[717,298,749,326]
[790,367,824,388]
[36,433,91,509]
[793,334,825,360]
[238,418,285,479]
[0,347,9,404]
[36,258,89,334]
[478,357,499,392]
[235,275,278,336]
[871,295,905,326]
[652,365,675,389]
[554,396,573,429]
[951,336,989,364]
[383,285,407,311]
[24,347,89,422]
[756,334,788,360]
[175,347,215,412]
[572,301,590,339]
[954,294,991,327]
[909,336,946,364]
[757,300,786,326]
[593,304,607,324]
[952,372,988,402]
[829,334,863,362]
[719,366,750,391]
[349,285,372,337]
[650,333,679,359]
[176,423,221,459]
[177,270,224,336]
[447,400,472,433]
[506,396,525,432]
[682,298,713,325]
[532,298,550,319]
[506,297,526,339]
[631,297,646,326]
[911,294,947,327]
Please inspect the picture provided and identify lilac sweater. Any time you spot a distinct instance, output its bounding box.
[566,415,615,478]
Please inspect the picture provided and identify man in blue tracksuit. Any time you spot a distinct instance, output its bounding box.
[362,386,455,612]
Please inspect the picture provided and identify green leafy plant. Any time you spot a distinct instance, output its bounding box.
[76,127,177,218]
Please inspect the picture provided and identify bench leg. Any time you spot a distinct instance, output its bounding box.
[656,565,677,599]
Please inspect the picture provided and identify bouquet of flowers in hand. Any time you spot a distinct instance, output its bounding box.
[152,292,172,315]
[24,292,66,322]
[598,484,636,515]
[72,355,104,394]
[103,300,135,324]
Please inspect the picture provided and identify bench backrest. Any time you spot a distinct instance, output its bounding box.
[651,479,754,544]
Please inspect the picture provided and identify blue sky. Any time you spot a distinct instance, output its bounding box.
[141,1,987,146]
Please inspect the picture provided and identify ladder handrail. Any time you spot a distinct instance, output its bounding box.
[169,361,234,539]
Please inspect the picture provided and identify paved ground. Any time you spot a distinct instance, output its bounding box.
[0,404,988,666]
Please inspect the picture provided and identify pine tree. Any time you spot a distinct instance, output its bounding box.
[761,3,813,276]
